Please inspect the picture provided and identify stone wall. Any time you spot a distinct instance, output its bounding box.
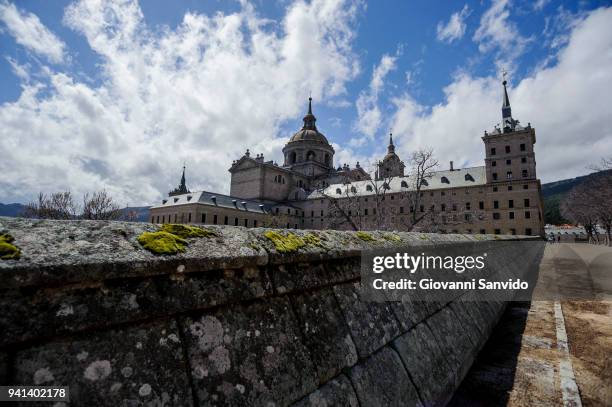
[0,217,541,406]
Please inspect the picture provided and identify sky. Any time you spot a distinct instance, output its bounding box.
[0,0,611,206]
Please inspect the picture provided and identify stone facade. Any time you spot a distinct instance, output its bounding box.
[150,81,544,236]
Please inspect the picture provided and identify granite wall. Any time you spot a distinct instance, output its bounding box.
[0,217,542,406]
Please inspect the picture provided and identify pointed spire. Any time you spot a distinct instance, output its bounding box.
[302,96,317,130]
[387,132,395,154]
[168,163,191,196]
[501,71,514,132]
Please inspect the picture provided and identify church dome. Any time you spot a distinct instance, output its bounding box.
[286,97,332,147]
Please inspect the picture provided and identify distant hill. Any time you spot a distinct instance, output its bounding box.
[541,169,612,225]
[0,203,150,222]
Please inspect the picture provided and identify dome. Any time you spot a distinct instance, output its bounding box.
[289,128,330,144]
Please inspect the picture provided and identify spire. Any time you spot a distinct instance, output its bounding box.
[387,133,395,154]
[169,164,191,196]
[501,71,515,132]
[302,97,317,130]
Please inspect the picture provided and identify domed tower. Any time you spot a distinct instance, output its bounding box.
[283,98,335,177]
[376,133,405,180]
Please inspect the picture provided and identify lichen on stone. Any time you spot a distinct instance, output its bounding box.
[137,231,187,255]
[303,233,324,248]
[382,233,402,242]
[355,231,375,241]
[419,234,429,240]
[0,233,20,260]
[263,231,306,253]
[160,224,217,238]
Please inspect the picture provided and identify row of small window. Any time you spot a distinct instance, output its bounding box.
[152,213,262,228]
[491,157,527,166]
[492,170,529,180]
[492,184,529,192]
[273,175,286,184]
[275,207,302,216]
[492,211,534,220]
[490,143,527,155]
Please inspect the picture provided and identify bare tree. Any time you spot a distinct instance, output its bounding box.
[82,190,122,220]
[22,191,77,219]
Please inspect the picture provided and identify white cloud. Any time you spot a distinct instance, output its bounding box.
[436,5,470,43]
[0,0,362,204]
[354,52,398,137]
[473,0,531,70]
[0,1,66,63]
[391,7,612,183]
[533,0,550,12]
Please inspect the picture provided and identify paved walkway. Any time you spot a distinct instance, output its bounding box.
[449,243,612,407]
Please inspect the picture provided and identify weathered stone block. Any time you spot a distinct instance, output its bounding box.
[449,302,486,350]
[392,322,455,406]
[425,306,476,387]
[270,257,359,294]
[181,297,317,406]
[291,374,359,407]
[348,346,421,407]
[333,282,401,358]
[13,320,192,406]
[289,287,358,383]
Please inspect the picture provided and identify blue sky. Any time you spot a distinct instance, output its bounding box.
[1,0,611,205]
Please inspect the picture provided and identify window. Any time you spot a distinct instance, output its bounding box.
[420,205,424,212]
[202,213,206,223]
[492,173,498,181]
[493,200,499,209]
[336,188,342,195]
[508,185,513,191]
[524,198,530,207]
[366,185,373,192]
[452,204,457,211]
[465,173,474,182]
[156,216,160,223]
[495,229,501,234]
[151,216,154,223]
[254,220,258,227]
[441,204,446,212]
[464,213,471,221]
[224,216,228,225]
[365,208,368,216]
[373,208,377,215]
[525,228,532,235]
[525,211,531,219]
[320,210,324,216]
[351,186,357,193]
[400,207,404,214]
[493,186,498,192]
[509,200,514,208]
[509,211,515,219]
[493,213,500,220]
[162,216,165,223]
[441,191,445,196]
[479,201,484,210]
[401,180,408,188]
[441,176,450,184]
[523,184,528,190]
[522,169,528,178]
[480,229,486,234]
[244,219,248,227]
[521,157,527,163]
[466,202,471,210]
[188,213,192,222]
[492,160,497,167]
[506,159,511,165]
[510,228,516,235]
[421,179,428,186]
[213,215,218,224]
[520,143,526,151]
[491,147,496,155]
[505,145,511,153]
[234,218,239,226]
[506,171,513,180]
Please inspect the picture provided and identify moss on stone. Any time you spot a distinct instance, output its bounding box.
[0,233,20,260]
[160,224,217,239]
[137,231,187,255]
[355,231,375,241]
[263,231,306,253]
[383,233,402,242]
[419,234,429,240]
[303,233,324,248]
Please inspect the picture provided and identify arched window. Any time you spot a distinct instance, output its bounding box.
[350,186,357,194]
[324,153,330,166]
[306,151,316,161]
[401,180,408,188]
[366,185,373,192]
[336,188,342,195]
[465,173,474,182]
[289,151,297,164]
[441,176,450,184]
[421,179,429,187]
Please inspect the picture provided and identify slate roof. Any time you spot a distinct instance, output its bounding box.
[306,166,486,199]
[151,191,273,212]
